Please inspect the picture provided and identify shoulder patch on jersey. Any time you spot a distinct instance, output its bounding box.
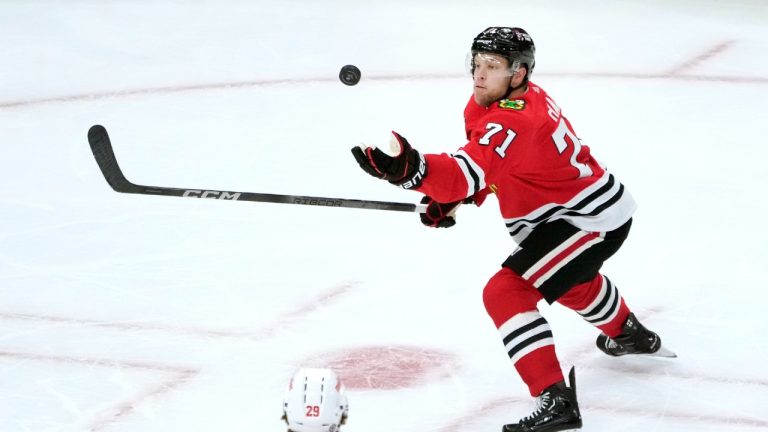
[499,99,526,110]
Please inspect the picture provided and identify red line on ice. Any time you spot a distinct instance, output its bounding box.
[88,368,198,432]
[665,40,735,77]
[1,61,766,110]
[0,282,356,430]
[0,350,196,374]
[0,351,199,432]
[0,282,356,340]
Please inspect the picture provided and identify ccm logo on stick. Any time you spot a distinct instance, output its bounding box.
[183,190,241,200]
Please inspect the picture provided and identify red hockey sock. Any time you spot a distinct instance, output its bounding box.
[483,267,565,396]
[514,345,566,396]
[558,274,630,338]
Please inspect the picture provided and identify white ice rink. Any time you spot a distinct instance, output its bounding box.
[2,1,767,431]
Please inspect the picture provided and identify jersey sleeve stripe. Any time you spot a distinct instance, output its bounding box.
[452,150,486,197]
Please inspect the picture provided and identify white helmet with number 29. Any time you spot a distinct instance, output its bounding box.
[282,368,349,432]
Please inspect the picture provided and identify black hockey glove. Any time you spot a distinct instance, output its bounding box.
[420,196,473,228]
[351,131,427,189]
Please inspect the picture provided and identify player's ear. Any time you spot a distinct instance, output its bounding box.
[511,65,528,87]
[517,65,528,80]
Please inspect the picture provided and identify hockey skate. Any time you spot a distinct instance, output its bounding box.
[502,367,582,432]
[596,313,676,358]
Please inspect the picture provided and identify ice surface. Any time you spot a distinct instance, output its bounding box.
[1,1,767,431]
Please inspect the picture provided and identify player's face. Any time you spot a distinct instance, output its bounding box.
[472,53,513,106]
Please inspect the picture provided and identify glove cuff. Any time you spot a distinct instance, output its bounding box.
[390,151,427,189]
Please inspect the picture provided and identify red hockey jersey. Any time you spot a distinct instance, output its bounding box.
[416,82,636,242]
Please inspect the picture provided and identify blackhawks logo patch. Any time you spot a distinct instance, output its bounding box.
[499,99,526,110]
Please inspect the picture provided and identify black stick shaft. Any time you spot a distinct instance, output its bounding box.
[87,125,425,213]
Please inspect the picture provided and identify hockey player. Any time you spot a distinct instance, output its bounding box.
[351,27,670,431]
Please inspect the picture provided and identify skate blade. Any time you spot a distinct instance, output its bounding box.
[649,346,677,358]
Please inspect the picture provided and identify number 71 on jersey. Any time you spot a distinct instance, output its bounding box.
[478,98,594,178]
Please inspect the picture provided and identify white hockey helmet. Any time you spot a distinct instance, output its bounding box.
[282,368,349,432]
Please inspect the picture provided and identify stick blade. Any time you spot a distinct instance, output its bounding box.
[87,125,137,193]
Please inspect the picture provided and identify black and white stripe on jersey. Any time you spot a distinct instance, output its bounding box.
[506,173,623,236]
[498,311,554,364]
[452,150,486,197]
[577,276,621,326]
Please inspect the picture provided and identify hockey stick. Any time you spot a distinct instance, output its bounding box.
[87,125,427,213]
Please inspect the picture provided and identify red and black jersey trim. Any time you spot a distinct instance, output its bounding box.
[453,154,482,196]
[506,174,622,236]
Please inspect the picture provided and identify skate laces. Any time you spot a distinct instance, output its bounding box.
[522,392,552,422]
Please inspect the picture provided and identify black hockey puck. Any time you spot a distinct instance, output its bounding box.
[339,65,361,86]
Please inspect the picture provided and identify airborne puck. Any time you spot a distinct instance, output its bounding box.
[339,65,361,86]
